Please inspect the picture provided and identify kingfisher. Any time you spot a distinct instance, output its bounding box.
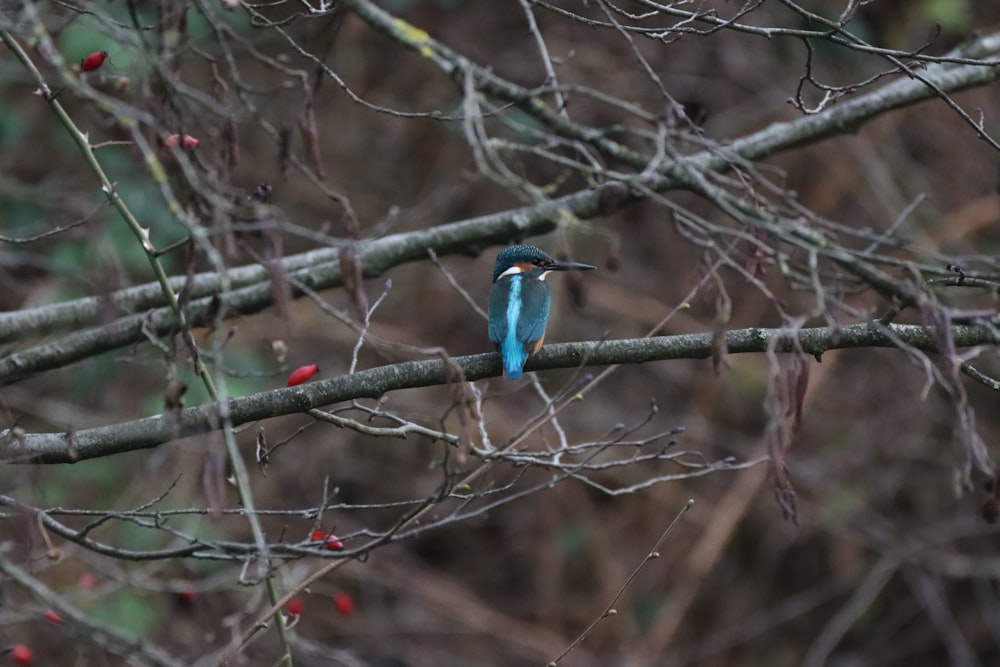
[488,245,596,380]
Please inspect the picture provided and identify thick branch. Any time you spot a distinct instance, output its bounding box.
[0,185,634,383]
[4,322,995,464]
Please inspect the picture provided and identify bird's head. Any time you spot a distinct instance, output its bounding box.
[491,245,595,282]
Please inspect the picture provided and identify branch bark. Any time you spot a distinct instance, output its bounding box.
[4,321,995,464]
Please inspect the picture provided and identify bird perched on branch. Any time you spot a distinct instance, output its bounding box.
[488,245,595,380]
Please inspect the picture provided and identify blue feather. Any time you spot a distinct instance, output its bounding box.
[500,276,527,379]
[488,245,593,380]
[488,274,552,380]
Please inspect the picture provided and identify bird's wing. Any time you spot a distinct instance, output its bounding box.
[487,279,510,349]
[516,278,551,351]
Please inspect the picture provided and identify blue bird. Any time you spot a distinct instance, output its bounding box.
[488,245,595,380]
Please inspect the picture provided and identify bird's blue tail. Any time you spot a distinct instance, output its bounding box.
[501,338,527,380]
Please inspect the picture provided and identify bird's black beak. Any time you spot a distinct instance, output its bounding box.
[549,260,596,272]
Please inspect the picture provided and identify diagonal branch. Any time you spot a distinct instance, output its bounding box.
[3,321,996,464]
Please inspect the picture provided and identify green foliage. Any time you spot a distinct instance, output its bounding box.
[112,510,167,551]
[98,147,185,273]
[629,589,662,633]
[921,0,971,32]
[142,349,272,416]
[91,588,161,639]
[555,522,586,556]
[29,457,128,507]
[0,101,25,151]
[0,198,43,237]
[55,15,122,70]
[48,240,92,295]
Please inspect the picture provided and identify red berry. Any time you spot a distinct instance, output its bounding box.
[10,645,34,665]
[285,597,304,616]
[332,593,354,616]
[287,364,319,387]
[80,51,108,72]
[163,134,200,149]
[176,588,196,611]
[42,611,63,624]
[310,530,344,551]
[78,572,98,589]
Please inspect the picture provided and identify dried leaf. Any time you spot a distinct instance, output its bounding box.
[605,249,621,271]
[164,379,188,413]
[565,270,587,309]
[746,229,769,278]
[791,355,809,430]
[225,115,240,168]
[201,445,227,517]
[981,494,999,524]
[771,459,799,525]
[204,292,224,326]
[451,377,477,467]
[298,98,325,179]
[265,229,293,325]
[711,291,731,374]
[711,328,729,375]
[256,428,269,477]
[339,244,369,317]
[278,127,292,179]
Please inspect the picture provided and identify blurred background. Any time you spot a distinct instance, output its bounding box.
[3,1,1000,665]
